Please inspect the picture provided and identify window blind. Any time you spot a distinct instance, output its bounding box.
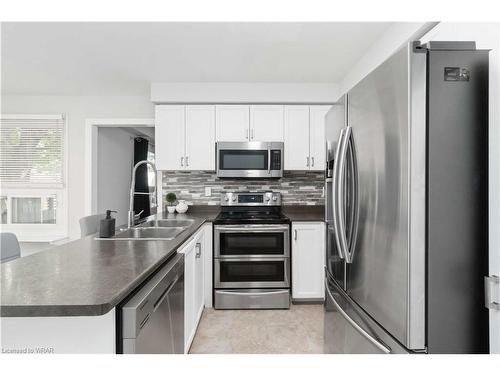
[0,115,65,187]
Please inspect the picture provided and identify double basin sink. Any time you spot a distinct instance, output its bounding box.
[97,219,195,241]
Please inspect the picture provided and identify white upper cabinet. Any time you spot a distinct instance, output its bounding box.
[283,105,331,171]
[284,105,310,170]
[309,105,330,171]
[250,105,284,141]
[215,105,250,142]
[156,104,330,171]
[155,105,215,171]
[215,105,284,142]
[185,105,215,170]
[155,105,185,170]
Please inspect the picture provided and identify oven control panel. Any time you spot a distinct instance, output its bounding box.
[220,191,282,206]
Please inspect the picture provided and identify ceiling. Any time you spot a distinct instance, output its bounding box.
[1,22,393,96]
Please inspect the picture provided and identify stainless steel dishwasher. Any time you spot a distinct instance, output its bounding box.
[121,253,184,354]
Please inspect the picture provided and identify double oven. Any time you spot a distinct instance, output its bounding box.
[213,192,291,309]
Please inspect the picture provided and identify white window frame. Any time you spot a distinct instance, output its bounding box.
[0,114,68,242]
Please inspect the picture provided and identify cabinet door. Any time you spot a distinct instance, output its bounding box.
[250,105,284,141]
[185,105,215,170]
[155,105,185,170]
[291,222,325,300]
[309,105,331,171]
[284,105,310,170]
[215,105,249,141]
[194,232,205,324]
[183,239,196,353]
[203,224,213,308]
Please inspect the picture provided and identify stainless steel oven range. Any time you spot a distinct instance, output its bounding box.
[213,191,291,309]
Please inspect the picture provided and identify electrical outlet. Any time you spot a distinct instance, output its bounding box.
[205,187,211,197]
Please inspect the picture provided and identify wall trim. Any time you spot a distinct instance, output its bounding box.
[151,82,338,104]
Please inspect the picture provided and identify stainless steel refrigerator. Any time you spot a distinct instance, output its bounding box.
[324,41,489,354]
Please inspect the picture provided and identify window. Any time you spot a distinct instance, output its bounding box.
[0,115,67,241]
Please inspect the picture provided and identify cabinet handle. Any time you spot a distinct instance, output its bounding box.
[195,243,201,258]
[306,157,310,167]
[294,229,298,241]
[180,156,184,167]
[251,128,255,140]
[185,156,189,167]
[245,128,249,139]
[311,157,315,167]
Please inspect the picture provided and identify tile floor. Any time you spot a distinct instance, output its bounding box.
[189,303,324,354]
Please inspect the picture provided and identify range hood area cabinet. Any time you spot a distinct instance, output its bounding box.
[284,105,331,171]
[155,105,216,171]
[215,105,284,142]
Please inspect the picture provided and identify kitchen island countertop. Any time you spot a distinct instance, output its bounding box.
[0,209,218,318]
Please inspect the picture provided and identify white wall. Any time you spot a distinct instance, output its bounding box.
[1,95,154,240]
[420,21,500,355]
[97,127,135,227]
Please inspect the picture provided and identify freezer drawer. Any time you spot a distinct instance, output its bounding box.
[324,277,410,354]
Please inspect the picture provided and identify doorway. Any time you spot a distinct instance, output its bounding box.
[84,119,160,226]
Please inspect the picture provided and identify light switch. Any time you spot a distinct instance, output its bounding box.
[205,187,211,197]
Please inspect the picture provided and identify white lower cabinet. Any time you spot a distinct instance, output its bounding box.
[193,230,204,326]
[182,238,196,353]
[291,222,325,300]
[202,223,213,308]
[179,227,206,353]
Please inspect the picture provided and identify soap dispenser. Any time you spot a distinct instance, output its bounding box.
[99,210,117,238]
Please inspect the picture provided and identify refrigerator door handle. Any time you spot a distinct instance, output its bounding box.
[337,126,351,262]
[325,279,392,354]
[345,127,360,264]
[332,128,346,259]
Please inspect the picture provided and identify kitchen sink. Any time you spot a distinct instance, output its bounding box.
[111,227,186,240]
[138,219,195,228]
[95,219,194,241]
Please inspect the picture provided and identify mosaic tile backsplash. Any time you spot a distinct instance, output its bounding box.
[162,171,325,206]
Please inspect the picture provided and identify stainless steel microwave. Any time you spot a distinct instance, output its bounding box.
[216,142,284,178]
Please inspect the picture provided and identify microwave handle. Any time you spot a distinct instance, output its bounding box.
[267,146,271,174]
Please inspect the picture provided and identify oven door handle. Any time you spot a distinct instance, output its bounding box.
[216,257,290,262]
[214,225,290,232]
[216,290,288,296]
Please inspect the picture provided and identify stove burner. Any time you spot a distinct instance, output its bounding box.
[215,210,289,223]
[214,191,290,224]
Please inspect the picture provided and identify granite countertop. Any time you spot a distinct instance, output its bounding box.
[0,208,218,318]
[283,205,325,222]
[0,205,322,318]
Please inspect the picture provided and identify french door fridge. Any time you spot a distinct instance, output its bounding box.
[324,41,489,354]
